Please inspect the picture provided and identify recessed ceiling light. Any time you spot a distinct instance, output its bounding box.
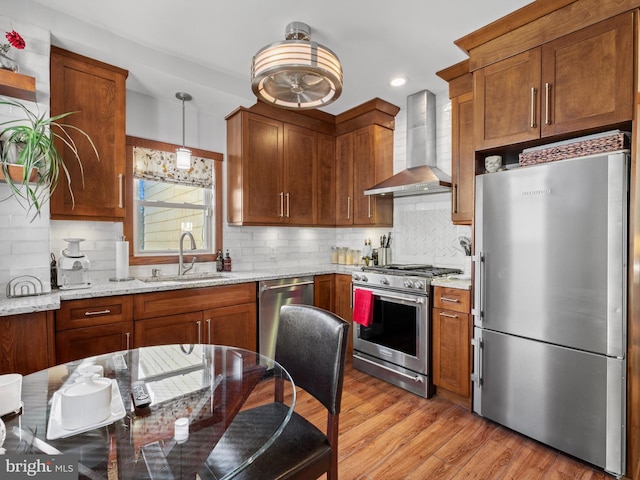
[390,76,407,87]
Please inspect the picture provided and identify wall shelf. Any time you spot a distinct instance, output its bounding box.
[0,70,36,102]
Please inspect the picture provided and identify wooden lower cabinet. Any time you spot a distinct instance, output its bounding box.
[334,274,353,354]
[134,283,257,350]
[56,295,133,363]
[56,321,132,364]
[1,311,52,375]
[432,286,472,401]
[314,274,335,312]
[204,303,257,351]
[135,312,203,347]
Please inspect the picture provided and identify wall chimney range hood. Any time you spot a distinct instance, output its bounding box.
[365,90,451,197]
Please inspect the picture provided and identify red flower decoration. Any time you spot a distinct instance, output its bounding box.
[6,30,25,50]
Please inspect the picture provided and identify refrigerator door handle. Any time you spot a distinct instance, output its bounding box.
[472,253,484,327]
[470,337,482,385]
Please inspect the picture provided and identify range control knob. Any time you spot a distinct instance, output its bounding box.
[359,275,368,283]
[353,274,361,281]
[403,279,414,288]
[380,277,389,286]
[414,280,425,289]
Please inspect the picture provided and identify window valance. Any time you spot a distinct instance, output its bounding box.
[133,146,213,187]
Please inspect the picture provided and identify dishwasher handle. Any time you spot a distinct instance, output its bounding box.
[260,280,314,293]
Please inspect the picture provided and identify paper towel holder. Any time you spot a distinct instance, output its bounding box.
[110,237,134,282]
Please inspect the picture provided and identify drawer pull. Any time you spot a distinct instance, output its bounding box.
[84,309,111,316]
[439,312,459,318]
[440,297,460,303]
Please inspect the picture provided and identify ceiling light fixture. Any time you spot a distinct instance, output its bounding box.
[175,92,192,170]
[251,21,343,110]
[390,76,407,87]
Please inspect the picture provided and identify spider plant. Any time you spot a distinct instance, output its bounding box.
[0,98,98,219]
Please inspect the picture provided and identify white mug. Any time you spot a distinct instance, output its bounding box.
[0,374,22,417]
[485,155,502,173]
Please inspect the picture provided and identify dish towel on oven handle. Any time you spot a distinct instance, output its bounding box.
[353,288,373,327]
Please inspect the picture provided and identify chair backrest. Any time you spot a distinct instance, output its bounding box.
[276,305,350,415]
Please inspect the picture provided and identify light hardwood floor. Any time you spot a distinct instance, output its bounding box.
[297,360,612,480]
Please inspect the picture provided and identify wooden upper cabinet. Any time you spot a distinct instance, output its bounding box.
[474,12,633,150]
[336,125,394,227]
[283,123,317,224]
[227,112,282,224]
[438,60,475,226]
[226,109,322,226]
[335,133,354,226]
[451,92,474,225]
[49,47,128,220]
[316,133,336,226]
[474,48,541,149]
[540,12,633,137]
[335,99,398,227]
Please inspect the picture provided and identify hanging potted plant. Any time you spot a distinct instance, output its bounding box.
[0,98,98,220]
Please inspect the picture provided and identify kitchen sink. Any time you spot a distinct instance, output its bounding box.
[138,272,226,283]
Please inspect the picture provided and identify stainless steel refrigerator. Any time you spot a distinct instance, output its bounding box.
[473,151,628,477]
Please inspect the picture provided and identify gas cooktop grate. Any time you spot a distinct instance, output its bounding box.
[361,264,462,277]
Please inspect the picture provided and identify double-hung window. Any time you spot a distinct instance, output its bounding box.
[132,146,217,257]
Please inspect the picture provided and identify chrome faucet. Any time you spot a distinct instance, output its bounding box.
[178,231,197,275]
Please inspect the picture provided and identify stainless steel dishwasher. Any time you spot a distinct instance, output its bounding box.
[258,276,314,359]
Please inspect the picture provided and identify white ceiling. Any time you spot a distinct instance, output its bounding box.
[28,0,532,116]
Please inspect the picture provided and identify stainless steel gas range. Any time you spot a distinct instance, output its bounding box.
[351,264,462,398]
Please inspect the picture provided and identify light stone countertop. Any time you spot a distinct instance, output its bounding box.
[0,265,361,317]
[430,275,472,290]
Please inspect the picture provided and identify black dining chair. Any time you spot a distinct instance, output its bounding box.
[201,304,350,480]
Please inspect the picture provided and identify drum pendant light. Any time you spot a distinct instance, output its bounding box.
[251,22,343,110]
[175,92,192,170]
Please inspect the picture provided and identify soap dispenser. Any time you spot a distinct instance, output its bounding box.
[223,249,232,272]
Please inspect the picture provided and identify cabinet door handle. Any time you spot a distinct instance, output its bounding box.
[196,320,202,344]
[279,192,284,217]
[544,82,551,125]
[439,312,459,319]
[452,184,458,214]
[441,297,461,303]
[368,196,372,218]
[347,196,351,220]
[206,318,211,344]
[530,87,537,128]
[285,193,290,218]
[84,309,111,316]
[118,173,124,209]
[125,332,130,350]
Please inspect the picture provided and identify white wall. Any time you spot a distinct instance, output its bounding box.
[0,15,52,297]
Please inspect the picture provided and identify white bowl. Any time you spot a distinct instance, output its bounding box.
[60,376,112,430]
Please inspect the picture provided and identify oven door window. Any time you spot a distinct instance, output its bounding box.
[359,296,418,356]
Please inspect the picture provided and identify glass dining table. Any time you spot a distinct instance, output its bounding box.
[0,344,296,479]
